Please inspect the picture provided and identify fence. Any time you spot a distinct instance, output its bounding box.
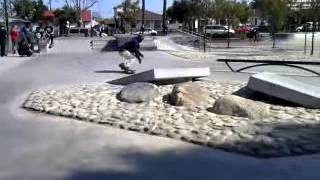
[173,28,320,56]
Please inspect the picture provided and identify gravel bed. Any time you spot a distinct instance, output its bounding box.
[23,81,320,158]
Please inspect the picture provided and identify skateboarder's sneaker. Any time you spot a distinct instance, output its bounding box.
[119,63,128,70]
[119,63,135,74]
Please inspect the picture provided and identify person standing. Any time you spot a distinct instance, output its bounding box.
[44,25,54,48]
[10,25,19,54]
[0,25,7,57]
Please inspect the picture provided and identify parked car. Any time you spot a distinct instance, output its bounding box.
[134,28,157,36]
[205,25,235,37]
[296,22,319,32]
[234,25,253,34]
[253,25,271,33]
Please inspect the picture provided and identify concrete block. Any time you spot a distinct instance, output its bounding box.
[109,67,211,85]
[247,72,320,108]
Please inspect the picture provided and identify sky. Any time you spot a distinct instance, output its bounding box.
[50,0,175,18]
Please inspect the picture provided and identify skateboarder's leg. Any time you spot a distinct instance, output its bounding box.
[124,57,136,69]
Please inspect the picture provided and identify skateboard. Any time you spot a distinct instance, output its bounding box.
[119,63,136,74]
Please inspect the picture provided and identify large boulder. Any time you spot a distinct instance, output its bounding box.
[118,83,160,103]
[170,83,209,107]
[211,95,270,120]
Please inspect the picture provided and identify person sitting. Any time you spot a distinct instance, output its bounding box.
[17,25,33,57]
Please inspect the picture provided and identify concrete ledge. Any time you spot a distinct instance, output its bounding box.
[109,67,211,85]
[247,72,320,108]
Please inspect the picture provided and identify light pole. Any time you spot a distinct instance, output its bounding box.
[141,0,145,33]
[304,23,307,55]
[49,0,52,11]
[4,0,9,54]
[162,0,167,35]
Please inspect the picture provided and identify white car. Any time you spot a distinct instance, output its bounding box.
[205,25,235,37]
[134,28,157,36]
[296,22,319,32]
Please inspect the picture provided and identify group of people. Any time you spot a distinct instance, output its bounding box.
[0,23,54,57]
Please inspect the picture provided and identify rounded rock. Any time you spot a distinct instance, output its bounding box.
[118,83,160,103]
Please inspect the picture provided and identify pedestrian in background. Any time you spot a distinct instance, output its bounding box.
[0,25,7,57]
[10,25,19,54]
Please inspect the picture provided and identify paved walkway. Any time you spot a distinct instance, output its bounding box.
[0,55,32,74]
[0,38,320,180]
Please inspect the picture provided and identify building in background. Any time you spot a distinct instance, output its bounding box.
[290,0,312,10]
[135,10,162,31]
[81,10,93,28]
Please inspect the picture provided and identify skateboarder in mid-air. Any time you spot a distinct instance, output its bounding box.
[118,34,144,73]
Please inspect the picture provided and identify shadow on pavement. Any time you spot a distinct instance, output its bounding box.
[95,70,125,74]
[66,147,263,180]
[65,121,320,179]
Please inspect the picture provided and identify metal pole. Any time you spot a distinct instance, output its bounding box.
[311,22,315,56]
[227,18,230,48]
[304,23,307,55]
[4,0,9,55]
[49,0,52,11]
[203,35,206,53]
[9,0,13,16]
[141,0,145,32]
[162,0,167,35]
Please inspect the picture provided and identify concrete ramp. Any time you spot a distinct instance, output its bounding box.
[247,72,320,108]
[108,67,211,85]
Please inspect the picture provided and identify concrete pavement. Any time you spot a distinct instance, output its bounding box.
[0,38,320,180]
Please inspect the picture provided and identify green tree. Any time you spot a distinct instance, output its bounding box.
[12,0,34,19]
[54,5,78,24]
[250,0,263,10]
[234,1,250,24]
[259,0,291,47]
[12,0,47,21]
[309,0,320,55]
[167,0,213,30]
[167,0,193,24]
[32,0,48,21]
[117,0,140,32]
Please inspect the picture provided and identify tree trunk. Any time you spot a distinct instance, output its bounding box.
[304,23,307,55]
[272,33,276,48]
[227,18,230,48]
[311,21,315,56]
[272,25,276,48]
